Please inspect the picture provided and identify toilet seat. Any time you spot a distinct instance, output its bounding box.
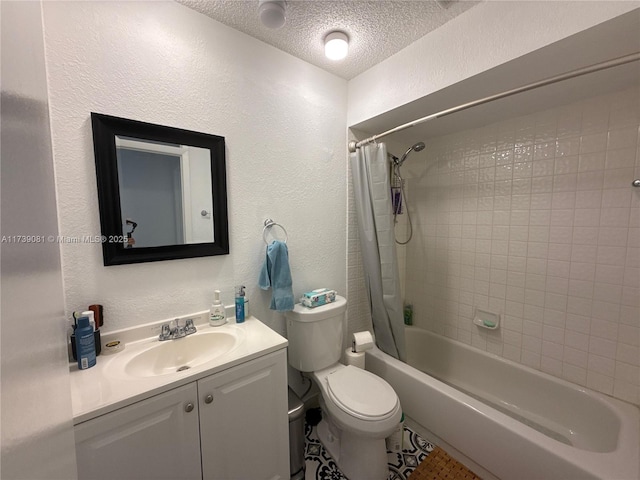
[326,365,398,421]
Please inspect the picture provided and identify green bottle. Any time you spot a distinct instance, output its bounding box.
[403,304,413,325]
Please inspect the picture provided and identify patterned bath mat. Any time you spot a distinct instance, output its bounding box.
[408,446,482,480]
[304,422,434,480]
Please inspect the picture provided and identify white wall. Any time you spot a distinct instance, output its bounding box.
[1,2,77,478]
[348,1,638,127]
[42,1,348,336]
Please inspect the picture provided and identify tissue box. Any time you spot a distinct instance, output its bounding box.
[301,288,336,308]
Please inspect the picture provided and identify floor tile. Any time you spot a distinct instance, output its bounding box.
[303,422,434,480]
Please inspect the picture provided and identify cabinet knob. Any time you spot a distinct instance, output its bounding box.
[185,402,194,413]
[204,394,214,404]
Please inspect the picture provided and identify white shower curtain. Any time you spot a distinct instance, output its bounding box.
[350,143,406,361]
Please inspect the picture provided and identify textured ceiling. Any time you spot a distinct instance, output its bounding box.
[177,0,479,80]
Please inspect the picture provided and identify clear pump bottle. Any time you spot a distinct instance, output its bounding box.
[209,290,226,327]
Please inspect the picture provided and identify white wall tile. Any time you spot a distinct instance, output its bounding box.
[571,244,597,263]
[597,245,627,265]
[580,132,608,154]
[622,286,640,307]
[618,323,640,347]
[595,264,625,284]
[545,275,568,294]
[613,380,639,405]
[589,336,617,359]
[604,167,635,189]
[588,353,616,376]
[606,148,637,169]
[566,313,591,334]
[562,345,588,369]
[579,152,606,172]
[625,247,640,268]
[575,189,602,208]
[565,329,589,351]
[617,343,640,366]
[567,296,593,317]
[397,86,639,406]
[615,362,640,385]
[602,188,632,208]
[572,226,599,245]
[577,171,604,191]
[568,279,593,299]
[563,364,587,385]
[541,356,563,376]
[620,306,640,327]
[587,371,614,395]
[521,349,541,369]
[608,126,638,150]
[597,227,628,247]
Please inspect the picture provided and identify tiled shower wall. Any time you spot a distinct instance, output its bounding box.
[402,86,639,406]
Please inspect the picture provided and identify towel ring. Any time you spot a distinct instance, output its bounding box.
[263,218,288,245]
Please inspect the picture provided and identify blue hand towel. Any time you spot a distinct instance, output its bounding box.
[259,240,294,312]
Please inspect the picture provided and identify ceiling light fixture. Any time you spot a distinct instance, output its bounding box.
[258,0,286,29]
[324,31,349,61]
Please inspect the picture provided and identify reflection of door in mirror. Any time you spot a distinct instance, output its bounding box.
[115,136,214,248]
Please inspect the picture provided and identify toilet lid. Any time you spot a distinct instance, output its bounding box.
[326,366,398,420]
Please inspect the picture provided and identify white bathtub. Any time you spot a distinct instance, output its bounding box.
[366,326,639,480]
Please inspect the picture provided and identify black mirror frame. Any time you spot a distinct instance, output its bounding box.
[91,113,229,265]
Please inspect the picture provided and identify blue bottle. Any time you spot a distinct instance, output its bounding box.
[75,316,96,370]
[235,285,246,323]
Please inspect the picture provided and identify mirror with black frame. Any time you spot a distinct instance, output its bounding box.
[91,113,229,265]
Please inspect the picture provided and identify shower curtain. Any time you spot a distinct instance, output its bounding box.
[350,143,406,361]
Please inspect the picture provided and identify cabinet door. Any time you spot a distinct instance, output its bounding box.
[199,350,289,480]
[75,383,201,480]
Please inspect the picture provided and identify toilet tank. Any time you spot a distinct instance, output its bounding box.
[285,295,347,372]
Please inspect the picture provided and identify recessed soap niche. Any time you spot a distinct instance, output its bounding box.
[473,308,500,330]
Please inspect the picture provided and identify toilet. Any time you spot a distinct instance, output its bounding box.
[285,295,401,480]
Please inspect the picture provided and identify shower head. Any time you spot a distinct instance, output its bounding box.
[397,142,425,166]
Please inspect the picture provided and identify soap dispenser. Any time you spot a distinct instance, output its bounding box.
[209,290,226,327]
[235,285,246,323]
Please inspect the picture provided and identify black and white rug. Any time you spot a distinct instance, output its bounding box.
[304,422,434,480]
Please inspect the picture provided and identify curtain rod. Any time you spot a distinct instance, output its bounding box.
[348,52,640,153]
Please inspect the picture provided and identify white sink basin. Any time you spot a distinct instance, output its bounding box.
[123,331,240,377]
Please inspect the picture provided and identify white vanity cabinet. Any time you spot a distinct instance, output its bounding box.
[75,382,202,480]
[74,350,289,480]
[198,348,289,479]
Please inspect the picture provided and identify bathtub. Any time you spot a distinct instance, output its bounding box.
[366,326,639,480]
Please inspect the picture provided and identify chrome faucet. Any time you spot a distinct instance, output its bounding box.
[184,318,196,335]
[159,318,197,341]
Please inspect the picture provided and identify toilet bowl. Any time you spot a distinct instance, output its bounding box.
[313,363,402,480]
[285,296,402,480]
[314,363,401,436]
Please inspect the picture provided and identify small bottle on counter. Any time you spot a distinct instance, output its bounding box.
[75,316,96,370]
[209,290,226,327]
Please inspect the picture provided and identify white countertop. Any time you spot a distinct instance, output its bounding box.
[70,316,288,425]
